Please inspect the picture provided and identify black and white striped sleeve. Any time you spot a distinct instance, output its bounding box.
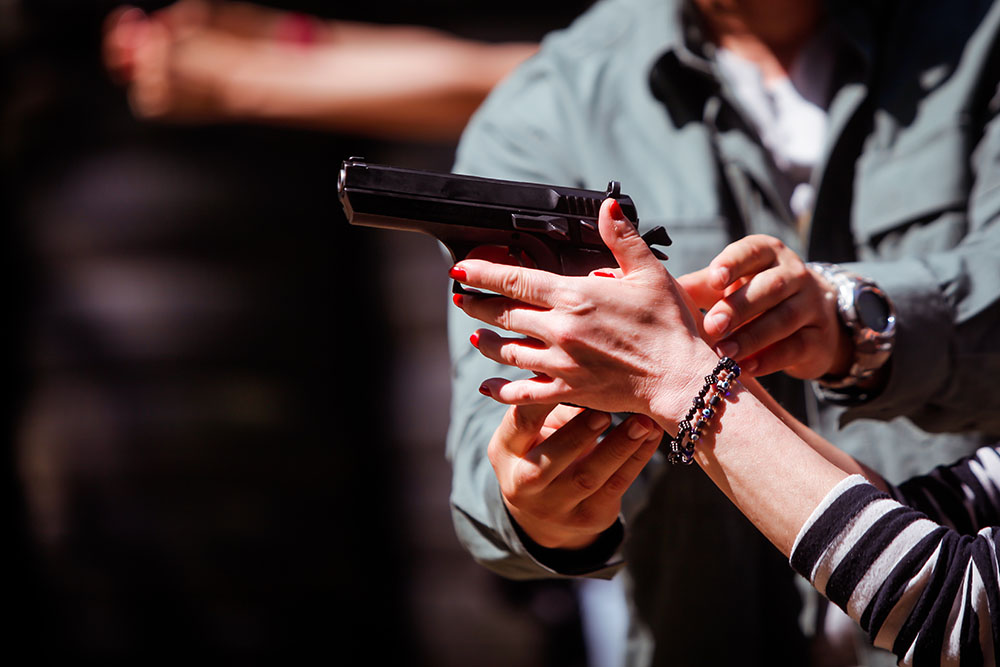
[789,446,1000,666]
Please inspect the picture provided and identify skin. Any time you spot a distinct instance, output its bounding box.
[455,0,858,552]
[452,199,885,556]
[102,1,537,140]
[488,404,662,549]
[678,235,851,379]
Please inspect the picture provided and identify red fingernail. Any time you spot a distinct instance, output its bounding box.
[594,271,617,278]
[453,294,463,307]
[470,332,480,348]
[479,384,491,397]
[449,266,467,280]
[608,198,624,220]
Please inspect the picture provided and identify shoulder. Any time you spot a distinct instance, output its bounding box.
[456,0,676,181]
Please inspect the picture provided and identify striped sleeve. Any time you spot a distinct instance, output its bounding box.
[790,447,1000,666]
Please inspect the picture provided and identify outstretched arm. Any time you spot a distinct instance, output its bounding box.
[103,1,537,139]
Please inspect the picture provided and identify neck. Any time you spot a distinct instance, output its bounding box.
[693,0,825,80]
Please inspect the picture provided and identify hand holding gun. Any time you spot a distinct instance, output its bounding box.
[337,158,672,293]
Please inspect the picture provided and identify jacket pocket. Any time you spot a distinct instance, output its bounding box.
[851,122,971,248]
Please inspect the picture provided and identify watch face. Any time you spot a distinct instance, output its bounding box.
[856,289,893,333]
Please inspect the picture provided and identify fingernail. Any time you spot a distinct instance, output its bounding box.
[741,358,758,375]
[627,415,651,440]
[608,198,624,220]
[449,266,467,281]
[479,384,491,397]
[708,311,731,336]
[716,339,739,359]
[594,271,617,278]
[587,411,611,431]
[469,332,480,348]
[453,294,463,307]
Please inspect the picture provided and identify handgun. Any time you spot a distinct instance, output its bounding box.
[337,158,671,294]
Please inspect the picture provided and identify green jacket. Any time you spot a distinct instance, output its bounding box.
[446,0,1000,664]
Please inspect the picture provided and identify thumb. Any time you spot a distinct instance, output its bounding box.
[598,197,660,278]
[676,266,725,311]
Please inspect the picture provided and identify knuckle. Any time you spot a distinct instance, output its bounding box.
[772,301,800,330]
[547,320,576,348]
[602,471,631,496]
[570,502,598,528]
[763,235,786,252]
[570,467,600,494]
[765,272,788,296]
[510,407,535,432]
[787,261,809,282]
[499,271,527,301]
[501,344,522,369]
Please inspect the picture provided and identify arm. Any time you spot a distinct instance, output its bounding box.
[679,96,1000,433]
[791,447,1000,664]
[103,1,536,140]
[451,198,1000,661]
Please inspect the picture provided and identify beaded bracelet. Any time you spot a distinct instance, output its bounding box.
[665,357,741,465]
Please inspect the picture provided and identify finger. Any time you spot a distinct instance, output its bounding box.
[574,426,661,514]
[103,6,146,81]
[554,414,660,503]
[597,198,663,279]
[472,328,557,374]
[450,260,561,308]
[676,266,725,311]
[492,403,559,457]
[479,376,574,406]
[539,404,585,438]
[455,293,549,338]
[721,289,817,358]
[739,327,819,378]
[708,235,783,290]
[702,264,802,339]
[521,409,614,486]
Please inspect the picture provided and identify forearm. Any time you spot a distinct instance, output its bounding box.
[214,35,535,139]
[791,469,1000,664]
[658,372,852,556]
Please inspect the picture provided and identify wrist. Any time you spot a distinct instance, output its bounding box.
[646,344,722,429]
[806,262,896,389]
[503,498,603,550]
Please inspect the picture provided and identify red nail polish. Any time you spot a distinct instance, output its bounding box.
[453,294,463,307]
[594,271,617,278]
[449,266,467,281]
[479,384,491,397]
[470,332,480,348]
[608,198,624,220]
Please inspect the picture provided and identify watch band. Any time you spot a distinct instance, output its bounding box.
[806,262,897,389]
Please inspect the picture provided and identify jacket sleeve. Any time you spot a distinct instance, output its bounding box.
[790,447,1000,665]
[835,85,1000,434]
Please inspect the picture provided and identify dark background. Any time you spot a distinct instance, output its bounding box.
[1,1,597,663]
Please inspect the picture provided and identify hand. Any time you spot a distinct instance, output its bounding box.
[489,404,662,549]
[678,235,850,379]
[103,3,255,121]
[451,198,718,424]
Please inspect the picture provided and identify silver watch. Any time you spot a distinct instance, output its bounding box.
[806,262,896,389]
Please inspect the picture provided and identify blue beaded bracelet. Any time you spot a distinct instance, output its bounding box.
[665,357,741,465]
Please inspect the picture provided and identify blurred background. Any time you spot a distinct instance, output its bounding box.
[1,0,601,663]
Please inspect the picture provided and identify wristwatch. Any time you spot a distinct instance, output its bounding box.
[806,262,896,389]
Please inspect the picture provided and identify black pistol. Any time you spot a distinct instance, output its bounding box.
[337,158,672,293]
